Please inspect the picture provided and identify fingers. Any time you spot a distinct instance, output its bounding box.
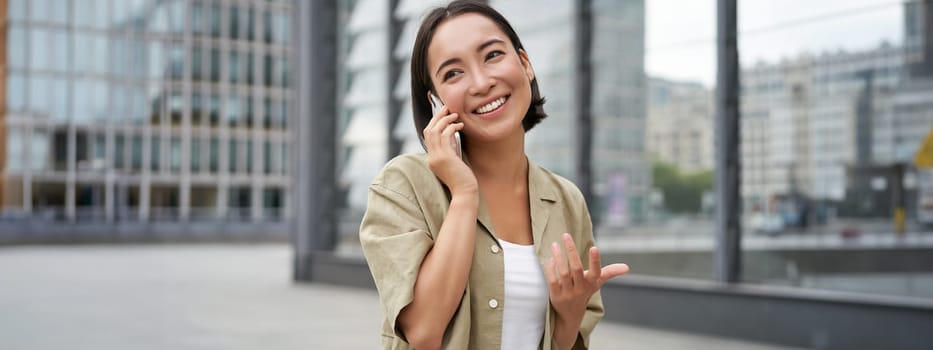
[587,246,602,284]
[550,242,569,289]
[598,263,630,286]
[562,233,585,288]
[422,111,460,153]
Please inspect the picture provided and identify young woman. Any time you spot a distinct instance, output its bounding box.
[360,1,629,349]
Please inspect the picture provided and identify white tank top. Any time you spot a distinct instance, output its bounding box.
[498,239,548,349]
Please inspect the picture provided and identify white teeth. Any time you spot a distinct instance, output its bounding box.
[475,97,506,114]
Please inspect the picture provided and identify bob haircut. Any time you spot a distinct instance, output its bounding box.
[410,0,547,147]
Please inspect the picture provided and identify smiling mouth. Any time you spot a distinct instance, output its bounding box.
[473,95,509,115]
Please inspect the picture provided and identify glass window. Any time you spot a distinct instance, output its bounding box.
[192,1,206,35]
[272,11,289,44]
[94,134,107,166]
[192,46,204,80]
[229,50,241,83]
[151,137,161,171]
[31,129,51,171]
[53,130,67,171]
[74,0,107,29]
[276,57,289,88]
[246,52,255,84]
[149,41,164,79]
[169,0,185,34]
[131,135,143,170]
[30,29,50,71]
[169,93,183,125]
[277,98,288,130]
[9,0,28,22]
[169,43,184,80]
[263,141,271,174]
[170,137,181,172]
[191,138,202,172]
[150,2,169,33]
[228,138,238,172]
[210,48,221,82]
[74,33,109,75]
[209,137,219,172]
[210,3,221,37]
[74,79,108,124]
[8,73,27,112]
[262,97,272,129]
[115,135,126,169]
[6,128,25,172]
[247,7,256,41]
[246,140,253,173]
[263,54,273,86]
[209,93,220,125]
[226,94,241,127]
[191,92,204,125]
[8,26,27,69]
[33,0,69,24]
[30,77,69,122]
[279,143,287,174]
[230,5,241,39]
[49,30,70,72]
[131,85,147,124]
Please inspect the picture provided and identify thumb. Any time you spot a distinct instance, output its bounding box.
[597,263,629,286]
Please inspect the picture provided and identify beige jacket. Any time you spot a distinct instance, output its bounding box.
[360,153,604,349]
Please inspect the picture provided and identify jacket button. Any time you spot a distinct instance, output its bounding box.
[488,298,499,309]
[490,245,500,254]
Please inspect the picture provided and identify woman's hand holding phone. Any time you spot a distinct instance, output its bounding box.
[423,105,477,196]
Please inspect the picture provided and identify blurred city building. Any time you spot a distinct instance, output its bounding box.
[1,0,293,237]
[645,77,714,173]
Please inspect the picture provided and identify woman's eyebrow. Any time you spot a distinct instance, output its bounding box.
[434,38,507,78]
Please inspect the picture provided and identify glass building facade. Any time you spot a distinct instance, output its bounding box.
[1,0,293,228]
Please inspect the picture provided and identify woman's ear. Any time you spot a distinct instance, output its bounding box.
[518,49,535,82]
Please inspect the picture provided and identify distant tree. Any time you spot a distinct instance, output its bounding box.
[652,161,713,214]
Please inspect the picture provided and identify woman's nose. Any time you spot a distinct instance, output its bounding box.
[468,71,495,96]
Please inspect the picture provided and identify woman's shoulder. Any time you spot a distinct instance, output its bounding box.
[371,153,436,190]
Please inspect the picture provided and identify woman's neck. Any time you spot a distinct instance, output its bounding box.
[463,133,528,186]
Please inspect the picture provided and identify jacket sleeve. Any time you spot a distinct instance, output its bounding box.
[359,177,434,342]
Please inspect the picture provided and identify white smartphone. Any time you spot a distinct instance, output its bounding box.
[431,94,462,159]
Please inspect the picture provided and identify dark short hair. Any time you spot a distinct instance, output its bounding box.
[410,0,547,147]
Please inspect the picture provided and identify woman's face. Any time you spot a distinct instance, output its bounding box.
[426,13,535,143]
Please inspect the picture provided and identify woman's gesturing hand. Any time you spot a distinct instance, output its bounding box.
[545,233,630,326]
[423,105,477,195]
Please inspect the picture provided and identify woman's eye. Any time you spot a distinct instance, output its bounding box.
[486,50,505,60]
[442,70,461,81]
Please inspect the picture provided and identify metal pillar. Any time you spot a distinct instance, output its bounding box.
[714,0,741,283]
[575,0,594,220]
[293,0,339,281]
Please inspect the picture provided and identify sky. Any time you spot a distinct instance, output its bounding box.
[646,0,905,87]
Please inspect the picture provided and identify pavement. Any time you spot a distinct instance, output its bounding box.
[0,243,800,350]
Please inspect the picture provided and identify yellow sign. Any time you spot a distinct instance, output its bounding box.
[916,128,933,168]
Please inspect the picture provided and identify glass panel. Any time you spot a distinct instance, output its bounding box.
[6,128,24,172]
[263,141,271,174]
[210,2,222,37]
[228,138,238,172]
[49,30,70,73]
[74,0,106,29]
[191,138,201,172]
[151,137,161,171]
[230,5,241,39]
[209,137,219,172]
[170,137,181,172]
[169,0,185,34]
[9,0,28,22]
[131,135,143,171]
[191,92,204,125]
[192,1,206,35]
[75,33,110,75]
[737,0,933,300]
[30,129,51,171]
[149,41,164,79]
[209,93,220,126]
[7,73,27,112]
[247,6,256,41]
[33,0,69,24]
[246,140,253,173]
[229,50,241,83]
[273,11,290,44]
[210,48,221,81]
[30,77,69,122]
[30,28,50,71]
[73,79,109,124]
[8,26,27,69]
[169,43,185,80]
[52,130,67,171]
[192,46,204,80]
[169,93,183,125]
[226,94,242,127]
[115,135,126,170]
